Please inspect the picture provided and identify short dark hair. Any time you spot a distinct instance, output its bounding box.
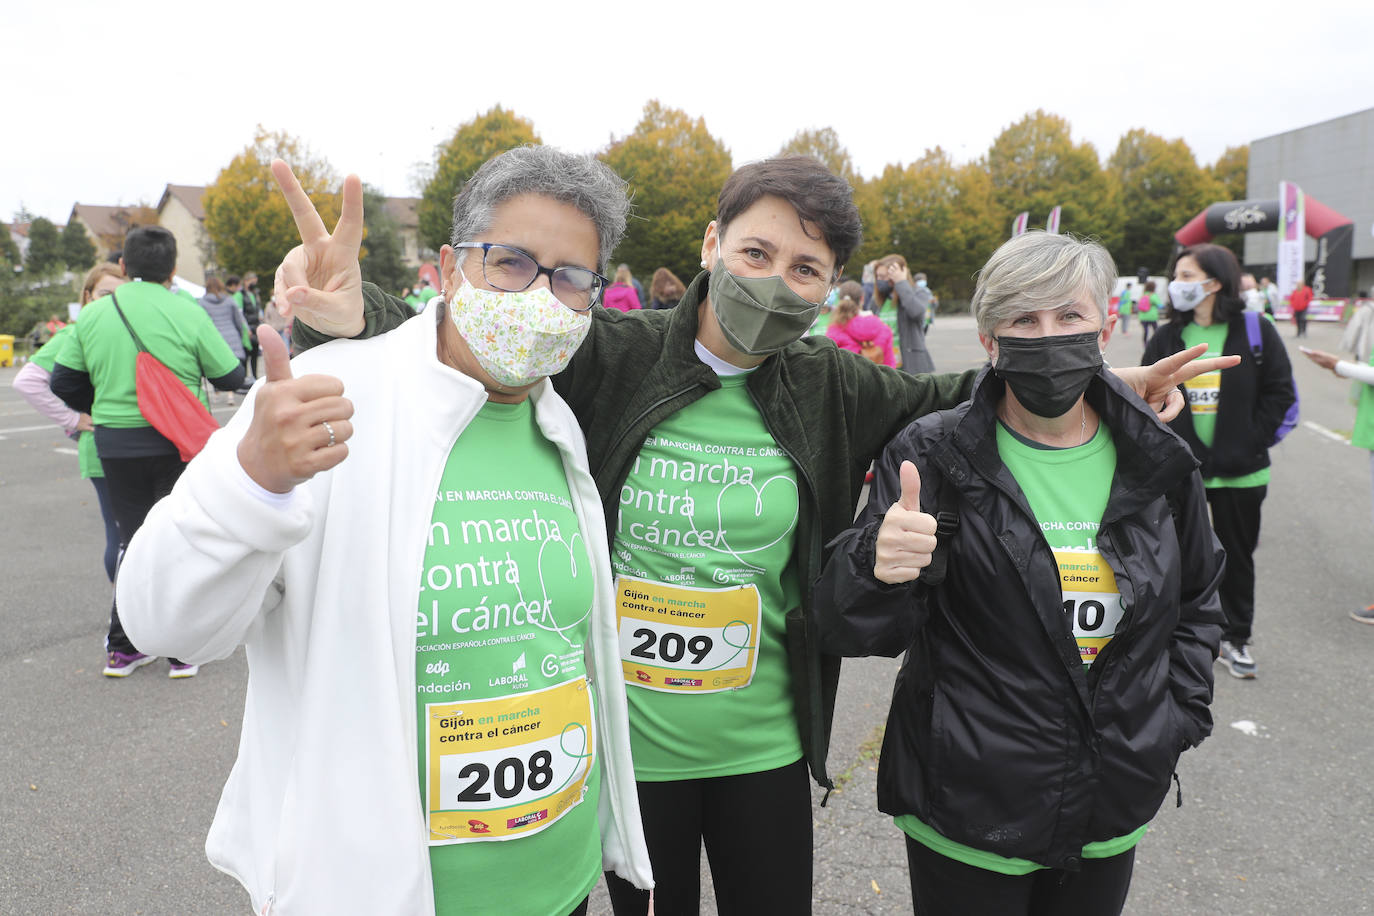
[121,226,177,283]
[226,275,241,288]
[716,156,861,275]
[1167,243,1243,324]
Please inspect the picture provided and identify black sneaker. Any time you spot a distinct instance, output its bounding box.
[1351,605,1374,625]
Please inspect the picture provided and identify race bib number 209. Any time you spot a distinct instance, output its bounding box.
[616,576,759,693]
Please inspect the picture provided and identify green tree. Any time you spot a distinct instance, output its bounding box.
[61,220,98,271]
[777,127,857,185]
[24,217,64,275]
[0,270,76,340]
[599,100,733,283]
[0,223,20,267]
[203,126,341,284]
[419,106,540,253]
[1108,129,1222,276]
[987,110,1122,257]
[359,185,412,296]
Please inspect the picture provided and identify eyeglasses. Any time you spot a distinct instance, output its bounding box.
[453,243,608,312]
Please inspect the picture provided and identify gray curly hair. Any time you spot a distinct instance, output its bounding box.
[449,145,630,271]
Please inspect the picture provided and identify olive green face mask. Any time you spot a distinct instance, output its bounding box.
[708,260,824,356]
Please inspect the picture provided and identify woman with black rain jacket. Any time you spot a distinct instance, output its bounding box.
[814,231,1226,916]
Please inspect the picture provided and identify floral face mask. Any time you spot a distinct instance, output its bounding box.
[448,269,592,388]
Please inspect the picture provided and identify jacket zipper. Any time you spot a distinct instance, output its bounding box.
[744,387,832,793]
[603,384,704,482]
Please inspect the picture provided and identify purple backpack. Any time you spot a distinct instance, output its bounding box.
[1242,309,1300,445]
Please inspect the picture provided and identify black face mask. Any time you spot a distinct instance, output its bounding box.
[876,280,894,296]
[993,331,1104,419]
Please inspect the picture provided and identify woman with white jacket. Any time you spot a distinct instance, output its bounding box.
[116,147,652,916]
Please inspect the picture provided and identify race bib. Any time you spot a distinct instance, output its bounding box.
[424,677,593,844]
[616,575,759,693]
[1184,371,1220,415]
[1055,550,1127,666]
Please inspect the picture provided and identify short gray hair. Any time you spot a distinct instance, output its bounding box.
[970,231,1115,336]
[449,145,630,271]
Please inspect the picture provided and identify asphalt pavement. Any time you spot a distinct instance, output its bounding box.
[1,314,1371,915]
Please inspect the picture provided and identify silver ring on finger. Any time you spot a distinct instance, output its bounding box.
[321,420,336,449]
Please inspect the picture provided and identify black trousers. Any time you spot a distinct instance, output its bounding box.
[605,759,813,916]
[89,476,120,582]
[905,835,1135,916]
[1294,310,1308,337]
[101,453,187,656]
[1205,485,1267,645]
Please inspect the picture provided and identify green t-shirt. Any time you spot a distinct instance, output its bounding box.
[1353,352,1374,452]
[54,280,239,429]
[31,325,102,478]
[808,310,833,336]
[612,373,803,780]
[416,399,601,916]
[1136,292,1161,323]
[1180,322,1269,488]
[898,419,1146,872]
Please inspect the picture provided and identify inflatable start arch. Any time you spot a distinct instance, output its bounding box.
[1174,194,1353,297]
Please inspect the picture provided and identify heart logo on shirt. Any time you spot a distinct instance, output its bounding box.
[523,532,592,649]
[712,474,799,570]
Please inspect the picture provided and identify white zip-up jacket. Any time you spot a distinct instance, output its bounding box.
[117,308,653,915]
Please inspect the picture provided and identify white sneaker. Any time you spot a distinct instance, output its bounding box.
[1217,640,1257,679]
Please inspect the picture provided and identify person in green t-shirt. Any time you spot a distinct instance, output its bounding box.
[113,148,651,916]
[1136,279,1162,346]
[50,226,245,680]
[1301,343,1374,624]
[10,264,124,582]
[816,232,1224,916]
[1143,243,1297,680]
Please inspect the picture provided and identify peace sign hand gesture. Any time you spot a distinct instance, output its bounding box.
[270,159,367,339]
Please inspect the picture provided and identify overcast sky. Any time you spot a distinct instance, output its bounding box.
[6,0,1371,225]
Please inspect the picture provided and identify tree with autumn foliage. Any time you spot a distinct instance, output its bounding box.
[1108,129,1222,275]
[851,151,1002,298]
[1210,145,1249,203]
[987,110,1123,256]
[419,106,541,253]
[599,101,733,284]
[777,127,857,185]
[203,127,341,284]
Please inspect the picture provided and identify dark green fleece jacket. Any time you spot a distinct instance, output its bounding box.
[296,271,975,790]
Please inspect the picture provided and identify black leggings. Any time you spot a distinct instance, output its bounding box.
[905,835,1135,916]
[102,454,187,656]
[604,759,813,916]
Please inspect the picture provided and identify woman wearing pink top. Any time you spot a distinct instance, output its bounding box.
[827,281,897,366]
[602,265,643,312]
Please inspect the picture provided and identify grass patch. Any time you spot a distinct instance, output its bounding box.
[830,723,886,793]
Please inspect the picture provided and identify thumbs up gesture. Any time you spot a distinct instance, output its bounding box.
[236,326,354,494]
[873,460,938,585]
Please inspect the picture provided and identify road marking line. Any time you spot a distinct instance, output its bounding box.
[54,447,79,455]
[0,423,66,435]
[1303,420,1351,445]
